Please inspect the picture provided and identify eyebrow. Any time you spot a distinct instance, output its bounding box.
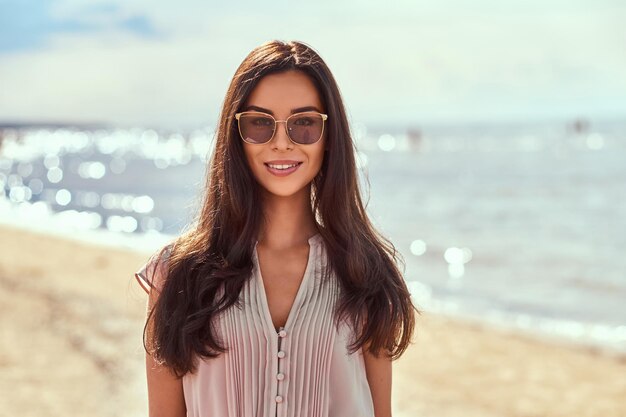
[241,105,323,115]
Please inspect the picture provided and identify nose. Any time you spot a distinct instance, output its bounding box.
[271,120,293,149]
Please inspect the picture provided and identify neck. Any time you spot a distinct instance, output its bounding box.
[258,186,318,249]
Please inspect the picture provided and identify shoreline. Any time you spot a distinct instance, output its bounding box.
[6,210,624,358]
[1,224,625,416]
[416,305,626,361]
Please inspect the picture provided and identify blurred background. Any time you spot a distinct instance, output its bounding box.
[1,1,625,416]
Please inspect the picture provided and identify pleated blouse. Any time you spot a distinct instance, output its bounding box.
[134,233,375,417]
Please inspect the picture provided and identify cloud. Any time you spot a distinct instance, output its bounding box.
[0,1,624,127]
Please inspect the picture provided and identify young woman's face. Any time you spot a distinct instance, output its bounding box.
[240,70,327,199]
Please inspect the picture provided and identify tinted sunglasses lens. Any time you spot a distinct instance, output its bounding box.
[287,113,324,144]
[239,114,274,144]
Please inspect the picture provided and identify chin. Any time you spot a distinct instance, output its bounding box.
[265,188,305,198]
[260,181,312,199]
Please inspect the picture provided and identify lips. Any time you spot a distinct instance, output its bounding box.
[264,160,303,177]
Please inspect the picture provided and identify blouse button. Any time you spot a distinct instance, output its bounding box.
[277,350,286,359]
[277,372,285,381]
[275,395,283,403]
[278,329,287,338]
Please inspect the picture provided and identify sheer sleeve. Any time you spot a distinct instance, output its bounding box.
[134,244,173,295]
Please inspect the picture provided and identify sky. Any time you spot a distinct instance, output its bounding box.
[0,0,625,129]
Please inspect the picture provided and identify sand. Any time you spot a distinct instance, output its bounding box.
[0,224,624,417]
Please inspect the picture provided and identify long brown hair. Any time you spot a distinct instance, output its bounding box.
[143,39,418,377]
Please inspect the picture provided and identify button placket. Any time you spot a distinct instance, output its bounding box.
[275,326,288,412]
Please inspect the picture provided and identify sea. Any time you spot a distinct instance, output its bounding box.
[1,118,624,355]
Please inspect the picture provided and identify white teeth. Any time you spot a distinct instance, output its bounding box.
[267,163,299,170]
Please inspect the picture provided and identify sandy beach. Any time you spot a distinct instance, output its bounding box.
[0,224,624,417]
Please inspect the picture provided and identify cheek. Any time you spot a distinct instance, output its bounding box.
[242,146,259,169]
[306,150,325,179]
[311,142,326,167]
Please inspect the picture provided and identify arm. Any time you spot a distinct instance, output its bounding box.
[145,350,186,417]
[144,280,186,416]
[363,343,393,417]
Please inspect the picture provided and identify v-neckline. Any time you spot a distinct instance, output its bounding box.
[253,233,320,334]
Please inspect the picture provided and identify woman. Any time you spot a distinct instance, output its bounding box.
[135,40,418,417]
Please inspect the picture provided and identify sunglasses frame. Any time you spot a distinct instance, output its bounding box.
[234,111,328,145]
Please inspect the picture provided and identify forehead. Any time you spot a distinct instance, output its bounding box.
[244,70,324,114]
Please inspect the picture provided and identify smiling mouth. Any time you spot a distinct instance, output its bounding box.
[264,162,303,170]
[263,161,303,177]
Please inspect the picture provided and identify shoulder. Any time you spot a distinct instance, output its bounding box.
[134,242,175,295]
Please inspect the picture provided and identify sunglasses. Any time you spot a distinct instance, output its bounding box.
[234,111,328,145]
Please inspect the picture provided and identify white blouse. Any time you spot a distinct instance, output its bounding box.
[135,233,375,417]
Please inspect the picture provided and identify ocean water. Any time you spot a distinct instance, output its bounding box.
[1,120,624,354]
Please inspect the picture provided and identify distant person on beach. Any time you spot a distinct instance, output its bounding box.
[134,40,417,417]
[407,127,423,152]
